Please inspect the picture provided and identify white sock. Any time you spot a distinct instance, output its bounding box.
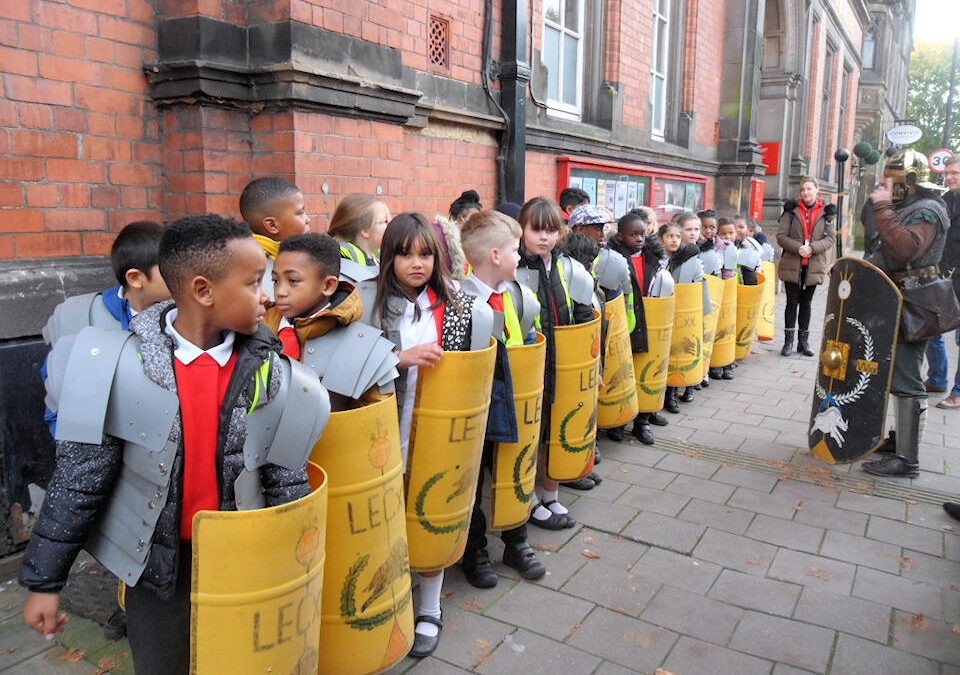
[415,572,443,637]
[540,489,568,515]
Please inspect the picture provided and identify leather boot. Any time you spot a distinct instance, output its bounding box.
[797,330,814,357]
[780,328,796,356]
[863,398,922,477]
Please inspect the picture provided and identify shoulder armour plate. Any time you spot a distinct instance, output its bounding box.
[43,292,118,347]
[738,248,762,272]
[761,242,776,262]
[54,327,132,445]
[676,256,705,284]
[516,267,539,293]
[649,269,675,298]
[470,298,495,351]
[699,249,723,277]
[339,259,380,325]
[268,357,331,470]
[595,248,631,296]
[301,323,400,399]
[722,245,739,270]
[564,257,597,306]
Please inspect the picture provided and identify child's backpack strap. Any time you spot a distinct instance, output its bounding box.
[564,256,598,307]
[340,258,380,325]
[42,292,117,347]
[301,323,400,399]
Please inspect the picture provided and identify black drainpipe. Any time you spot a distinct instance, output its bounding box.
[483,0,528,205]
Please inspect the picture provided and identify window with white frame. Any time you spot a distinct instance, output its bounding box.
[650,0,671,139]
[542,0,584,118]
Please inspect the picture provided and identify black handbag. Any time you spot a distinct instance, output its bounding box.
[899,278,960,342]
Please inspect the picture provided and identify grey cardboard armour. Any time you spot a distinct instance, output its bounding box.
[42,291,119,347]
[299,321,399,399]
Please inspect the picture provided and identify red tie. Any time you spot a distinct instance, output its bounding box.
[488,292,510,339]
[278,326,301,360]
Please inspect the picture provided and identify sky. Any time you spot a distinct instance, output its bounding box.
[914,0,960,44]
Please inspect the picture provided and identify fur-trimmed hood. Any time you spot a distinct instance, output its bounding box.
[433,215,468,280]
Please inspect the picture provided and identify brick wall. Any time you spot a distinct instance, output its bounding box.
[0,0,162,259]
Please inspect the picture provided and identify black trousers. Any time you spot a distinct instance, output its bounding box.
[125,542,192,675]
[784,267,817,331]
[465,442,527,553]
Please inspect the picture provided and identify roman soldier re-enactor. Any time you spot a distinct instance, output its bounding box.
[861,149,950,477]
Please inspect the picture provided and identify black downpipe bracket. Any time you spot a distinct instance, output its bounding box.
[483,0,529,205]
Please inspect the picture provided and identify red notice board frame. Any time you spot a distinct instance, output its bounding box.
[556,156,711,215]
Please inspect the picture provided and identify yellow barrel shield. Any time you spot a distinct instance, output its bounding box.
[491,333,546,531]
[709,278,738,368]
[191,463,328,675]
[597,294,640,428]
[757,261,776,341]
[546,310,602,482]
[701,275,724,378]
[405,342,497,572]
[633,295,674,413]
[735,272,766,360]
[309,396,413,675]
[667,283,705,387]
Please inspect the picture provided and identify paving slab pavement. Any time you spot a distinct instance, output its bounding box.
[2,284,959,674]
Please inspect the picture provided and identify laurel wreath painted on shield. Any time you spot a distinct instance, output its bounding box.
[814,315,875,407]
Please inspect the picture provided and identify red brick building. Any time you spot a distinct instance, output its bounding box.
[0,0,913,549]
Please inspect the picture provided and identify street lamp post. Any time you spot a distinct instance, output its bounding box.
[834,148,850,257]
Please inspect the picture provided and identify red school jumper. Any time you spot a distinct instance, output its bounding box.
[174,351,238,539]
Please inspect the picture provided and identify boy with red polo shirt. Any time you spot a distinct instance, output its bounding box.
[21,215,328,675]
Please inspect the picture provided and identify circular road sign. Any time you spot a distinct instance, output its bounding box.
[886,124,923,145]
[930,148,954,174]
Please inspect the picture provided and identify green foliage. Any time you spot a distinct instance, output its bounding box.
[906,40,960,156]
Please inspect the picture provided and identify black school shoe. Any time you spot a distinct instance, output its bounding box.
[103,608,127,640]
[461,547,498,588]
[410,615,443,658]
[709,367,723,380]
[679,388,696,403]
[502,542,546,580]
[943,503,960,521]
[721,365,734,380]
[648,412,669,426]
[594,448,601,464]
[861,454,919,477]
[631,422,654,445]
[606,427,625,441]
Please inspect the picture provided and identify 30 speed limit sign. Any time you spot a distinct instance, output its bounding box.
[930,148,954,173]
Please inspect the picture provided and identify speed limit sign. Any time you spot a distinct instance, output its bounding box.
[930,148,954,173]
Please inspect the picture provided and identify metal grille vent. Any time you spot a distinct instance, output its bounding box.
[429,16,449,71]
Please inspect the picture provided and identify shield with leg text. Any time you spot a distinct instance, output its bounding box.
[809,257,901,463]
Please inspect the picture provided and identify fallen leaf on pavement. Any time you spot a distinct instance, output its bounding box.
[96,654,125,674]
[905,499,917,505]
[745,558,771,568]
[656,670,677,675]
[793,505,803,511]
[533,543,557,551]
[440,591,453,599]
[582,549,601,559]
[460,600,481,612]
[951,585,960,593]
[954,625,960,634]
[944,525,956,531]
[895,556,917,570]
[0,648,15,655]
[624,633,651,647]
[805,567,833,581]
[584,537,596,544]
[59,648,85,663]
[911,614,930,630]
